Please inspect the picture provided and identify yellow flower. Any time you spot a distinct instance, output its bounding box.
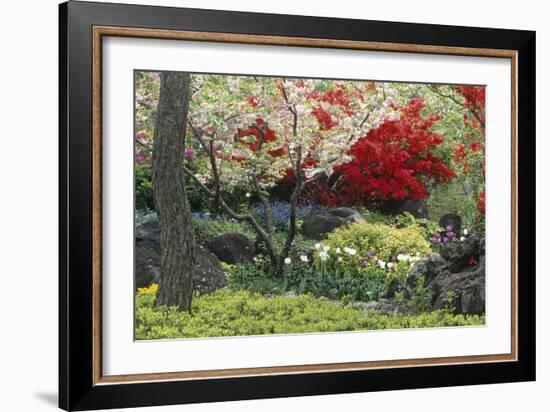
[138,283,159,295]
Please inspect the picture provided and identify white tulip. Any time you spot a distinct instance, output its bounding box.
[300,255,309,263]
[314,243,321,250]
[284,257,291,265]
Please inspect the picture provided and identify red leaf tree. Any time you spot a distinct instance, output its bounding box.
[333,98,456,204]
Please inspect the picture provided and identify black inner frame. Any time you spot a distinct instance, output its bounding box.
[59,1,536,410]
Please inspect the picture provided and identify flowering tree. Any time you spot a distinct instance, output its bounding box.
[182,75,400,273]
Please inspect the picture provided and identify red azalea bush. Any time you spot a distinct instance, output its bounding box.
[333,98,456,204]
[456,85,485,130]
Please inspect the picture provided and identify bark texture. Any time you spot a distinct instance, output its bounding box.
[152,72,195,312]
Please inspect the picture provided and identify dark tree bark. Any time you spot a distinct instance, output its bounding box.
[152,72,195,312]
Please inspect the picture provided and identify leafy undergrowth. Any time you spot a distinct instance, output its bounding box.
[135,286,485,340]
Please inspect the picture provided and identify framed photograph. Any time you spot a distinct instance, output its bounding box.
[59,1,535,410]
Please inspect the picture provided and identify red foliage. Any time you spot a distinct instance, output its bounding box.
[470,140,483,152]
[456,85,486,132]
[237,119,282,155]
[453,144,467,163]
[308,84,359,129]
[310,106,338,130]
[334,98,456,203]
[477,191,486,215]
[280,157,319,183]
[246,96,259,108]
[299,178,340,207]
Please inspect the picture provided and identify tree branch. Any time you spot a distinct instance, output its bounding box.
[136,139,153,152]
[426,85,485,127]
[182,165,279,268]
[280,146,303,265]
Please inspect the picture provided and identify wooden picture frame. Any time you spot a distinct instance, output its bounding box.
[59,1,535,410]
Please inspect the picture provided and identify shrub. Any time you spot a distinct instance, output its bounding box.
[395,212,443,245]
[135,164,154,210]
[334,98,456,204]
[135,287,485,340]
[227,258,285,294]
[289,221,432,301]
[322,221,431,263]
[192,214,255,241]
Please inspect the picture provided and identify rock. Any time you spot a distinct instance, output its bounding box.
[193,244,228,293]
[429,256,485,314]
[328,207,364,223]
[404,235,485,314]
[135,222,162,288]
[301,214,346,240]
[208,233,256,264]
[407,255,448,293]
[439,213,462,237]
[362,298,408,314]
[301,208,364,239]
[135,221,227,293]
[382,276,406,299]
[439,234,481,273]
[399,199,429,219]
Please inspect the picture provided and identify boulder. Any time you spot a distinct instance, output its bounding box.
[406,255,448,293]
[208,233,256,264]
[405,235,485,314]
[399,199,429,219]
[135,222,162,288]
[135,221,227,293]
[439,234,481,273]
[193,244,229,293]
[301,214,346,240]
[362,298,405,313]
[439,213,462,237]
[429,256,485,314]
[328,207,364,223]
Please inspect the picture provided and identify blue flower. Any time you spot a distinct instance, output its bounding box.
[252,201,326,230]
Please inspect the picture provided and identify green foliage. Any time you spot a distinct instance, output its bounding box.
[443,290,457,315]
[135,164,154,210]
[135,210,158,226]
[227,258,285,294]
[186,177,214,213]
[285,260,389,302]
[135,288,485,340]
[395,212,442,244]
[323,221,431,263]
[410,276,433,312]
[426,180,484,233]
[192,215,255,242]
[360,208,396,225]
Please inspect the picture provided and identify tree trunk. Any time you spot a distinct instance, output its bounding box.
[152,72,195,312]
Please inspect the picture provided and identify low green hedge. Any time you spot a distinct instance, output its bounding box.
[135,287,485,340]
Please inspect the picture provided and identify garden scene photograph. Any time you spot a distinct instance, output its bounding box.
[134,70,487,340]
